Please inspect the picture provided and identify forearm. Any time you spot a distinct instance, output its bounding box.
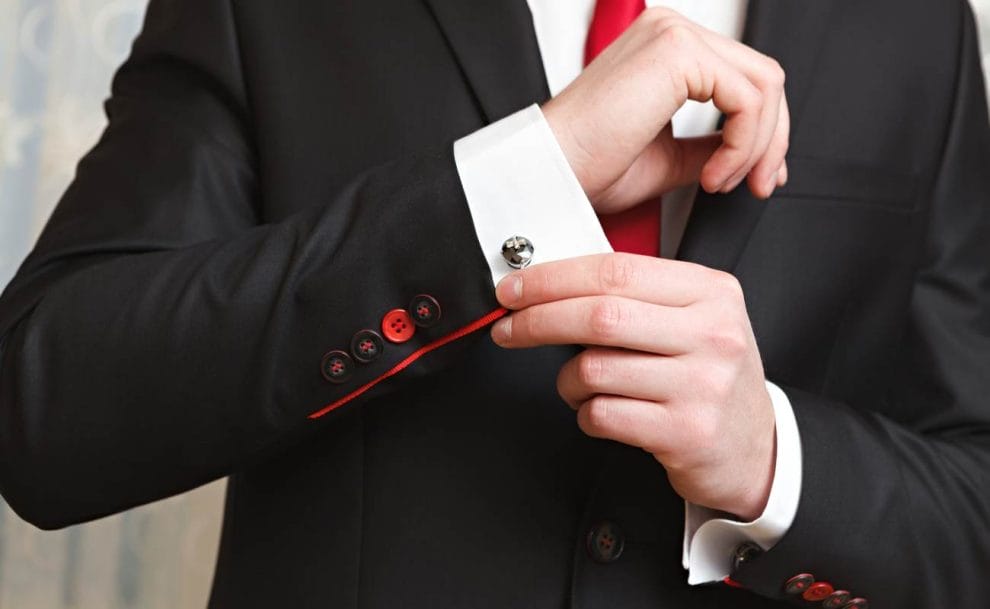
[0,148,496,529]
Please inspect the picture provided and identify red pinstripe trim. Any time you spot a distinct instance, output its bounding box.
[307,307,510,420]
[723,577,745,589]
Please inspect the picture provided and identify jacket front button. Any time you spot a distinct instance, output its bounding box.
[822,591,851,609]
[381,309,415,343]
[586,521,624,564]
[351,329,385,363]
[408,294,442,328]
[320,350,354,384]
[783,573,815,595]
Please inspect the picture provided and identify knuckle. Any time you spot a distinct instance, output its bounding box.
[642,6,678,24]
[519,308,542,340]
[589,297,624,340]
[582,396,613,433]
[706,322,748,358]
[657,22,695,50]
[599,254,635,293]
[741,86,764,112]
[576,351,607,388]
[534,267,559,301]
[711,270,744,300]
[763,57,786,89]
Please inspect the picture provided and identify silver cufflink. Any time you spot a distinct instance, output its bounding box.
[501,236,534,269]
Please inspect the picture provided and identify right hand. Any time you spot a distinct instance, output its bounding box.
[542,7,790,214]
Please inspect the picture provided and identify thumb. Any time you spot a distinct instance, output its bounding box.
[594,130,722,214]
[653,132,724,193]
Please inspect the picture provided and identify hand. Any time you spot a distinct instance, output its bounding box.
[542,7,789,214]
[489,254,776,521]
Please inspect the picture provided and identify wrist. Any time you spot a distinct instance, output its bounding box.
[541,98,598,203]
[731,419,777,522]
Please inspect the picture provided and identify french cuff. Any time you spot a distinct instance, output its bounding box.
[681,380,803,585]
[453,104,612,286]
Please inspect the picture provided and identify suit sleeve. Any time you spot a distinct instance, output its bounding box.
[731,4,990,607]
[0,0,501,529]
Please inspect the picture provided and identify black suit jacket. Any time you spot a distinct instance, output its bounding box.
[1,0,989,607]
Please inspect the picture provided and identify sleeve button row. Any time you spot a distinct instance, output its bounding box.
[321,295,442,383]
[783,573,867,609]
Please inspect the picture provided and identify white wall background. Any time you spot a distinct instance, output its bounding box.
[1,1,990,607]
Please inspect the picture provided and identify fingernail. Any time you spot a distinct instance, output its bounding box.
[767,171,779,196]
[496,275,523,307]
[491,317,512,345]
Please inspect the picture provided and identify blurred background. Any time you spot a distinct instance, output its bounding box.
[1,1,990,607]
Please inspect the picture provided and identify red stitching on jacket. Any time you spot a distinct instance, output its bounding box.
[307,307,509,420]
[723,577,745,589]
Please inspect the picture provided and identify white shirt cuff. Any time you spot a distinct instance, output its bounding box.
[681,380,803,584]
[453,104,613,286]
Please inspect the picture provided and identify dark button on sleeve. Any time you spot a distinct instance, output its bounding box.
[351,329,385,363]
[842,598,869,609]
[783,573,815,595]
[822,590,851,609]
[320,350,354,384]
[408,294,442,328]
[381,309,415,343]
[586,521,624,564]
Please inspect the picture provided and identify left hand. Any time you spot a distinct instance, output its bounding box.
[490,253,776,521]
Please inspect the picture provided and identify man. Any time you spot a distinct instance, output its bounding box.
[0,0,988,607]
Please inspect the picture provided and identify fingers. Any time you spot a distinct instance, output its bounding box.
[490,295,694,354]
[645,12,789,198]
[643,131,725,197]
[575,394,674,452]
[678,41,766,193]
[556,348,685,409]
[748,93,790,197]
[495,253,727,310]
[691,29,789,198]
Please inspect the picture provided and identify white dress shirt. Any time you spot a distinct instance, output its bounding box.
[453,0,802,585]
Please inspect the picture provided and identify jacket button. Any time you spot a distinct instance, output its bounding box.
[822,591,852,609]
[408,294,442,328]
[381,309,415,343]
[586,521,624,564]
[803,582,835,601]
[732,542,763,571]
[783,573,815,595]
[842,599,869,609]
[501,235,534,269]
[320,350,354,384]
[351,329,385,363]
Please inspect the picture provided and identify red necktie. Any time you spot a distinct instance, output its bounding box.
[585,0,661,257]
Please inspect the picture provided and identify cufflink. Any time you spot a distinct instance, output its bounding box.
[501,236,534,269]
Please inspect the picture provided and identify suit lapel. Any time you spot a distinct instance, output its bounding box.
[422,0,550,123]
[676,0,835,271]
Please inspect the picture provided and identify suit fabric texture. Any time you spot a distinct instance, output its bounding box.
[1,0,989,607]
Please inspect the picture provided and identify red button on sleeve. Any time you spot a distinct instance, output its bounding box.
[803,582,835,602]
[382,309,415,343]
